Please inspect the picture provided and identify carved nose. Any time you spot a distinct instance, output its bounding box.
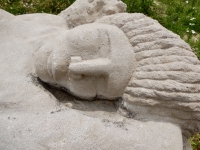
[69,57,111,77]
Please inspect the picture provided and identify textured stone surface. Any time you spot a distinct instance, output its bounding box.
[1,0,200,147]
[97,13,200,138]
[58,0,126,29]
[34,23,135,100]
[0,9,184,150]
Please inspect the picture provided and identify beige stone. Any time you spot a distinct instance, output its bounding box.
[1,0,200,148]
[58,0,126,28]
[0,8,184,150]
[97,13,200,138]
[34,23,135,99]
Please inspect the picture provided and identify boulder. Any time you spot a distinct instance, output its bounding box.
[0,8,184,150]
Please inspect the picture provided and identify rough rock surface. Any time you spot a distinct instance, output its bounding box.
[58,0,126,29]
[97,13,200,137]
[34,23,135,100]
[0,9,184,150]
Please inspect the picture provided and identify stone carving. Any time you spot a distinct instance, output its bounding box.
[96,13,200,138]
[0,0,199,149]
[59,0,126,28]
[0,9,184,150]
[34,23,135,99]
[35,0,200,141]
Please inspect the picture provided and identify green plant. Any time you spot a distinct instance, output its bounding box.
[122,0,200,59]
[153,0,200,57]
[190,133,200,150]
[0,0,75,15]
[122,0,154,15]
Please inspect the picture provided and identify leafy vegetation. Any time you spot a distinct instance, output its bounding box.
[122,0,200,59]
[0,0,200,149]
[122,0,154,16]
[190,133,200,150]
[0,0,75,15]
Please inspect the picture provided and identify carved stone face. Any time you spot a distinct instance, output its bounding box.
[34,23,135,100]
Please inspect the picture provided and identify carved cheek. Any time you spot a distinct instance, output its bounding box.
[68,77,97,99]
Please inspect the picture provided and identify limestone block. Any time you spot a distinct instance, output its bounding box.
[1,2,200,148]
[97,13,200,137]
[58,0,126,28]
[0,10,183,150]
[0,9,68,45]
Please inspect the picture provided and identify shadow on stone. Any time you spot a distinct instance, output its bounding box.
[30,73,118,113]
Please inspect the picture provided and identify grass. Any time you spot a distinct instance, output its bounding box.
[190,133,200,150]
[122,0,200,59]
[0,0,200,149]
[0,0,75,15]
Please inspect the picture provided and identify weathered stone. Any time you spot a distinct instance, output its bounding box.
[97,13,200,138]
[34,23,135,100]
[58,0,126,28]
[0,8,184,150]
[1,0,200,149]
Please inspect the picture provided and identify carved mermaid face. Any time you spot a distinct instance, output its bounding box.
[34,23,135,100]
